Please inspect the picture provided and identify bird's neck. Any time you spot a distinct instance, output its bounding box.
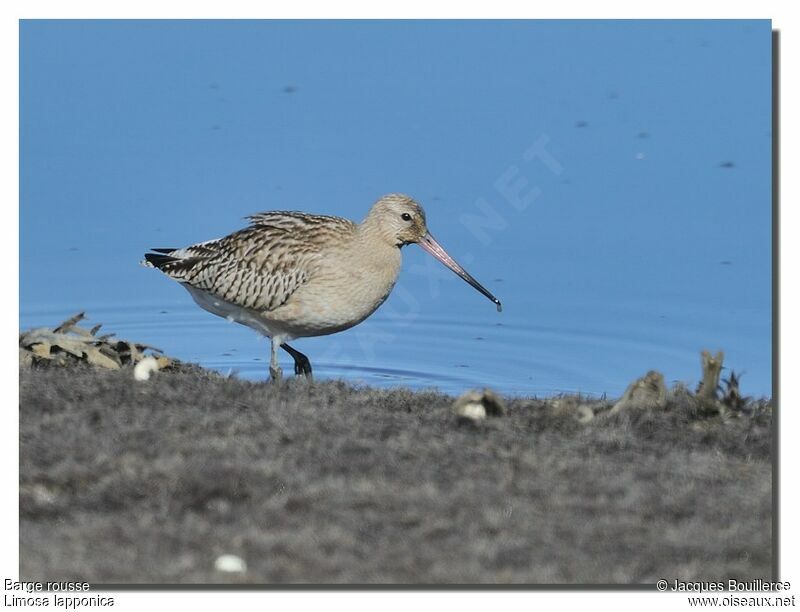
[354,220,402,276]
[358,217,400,250]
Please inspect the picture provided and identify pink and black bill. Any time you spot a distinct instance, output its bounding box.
[417,233,503,312]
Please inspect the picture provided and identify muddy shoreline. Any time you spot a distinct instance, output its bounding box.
[18,361,773,585]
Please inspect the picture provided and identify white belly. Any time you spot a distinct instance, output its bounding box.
[182,284,292,340]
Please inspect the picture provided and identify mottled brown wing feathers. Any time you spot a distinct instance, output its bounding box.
[148,212,355,311]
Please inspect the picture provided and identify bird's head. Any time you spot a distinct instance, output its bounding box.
[363,193,502,312]
[365,193,428,247]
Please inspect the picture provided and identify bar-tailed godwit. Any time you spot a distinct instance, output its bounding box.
[143,193,501,381]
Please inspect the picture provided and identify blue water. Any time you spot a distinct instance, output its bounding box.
[20,20,772,397]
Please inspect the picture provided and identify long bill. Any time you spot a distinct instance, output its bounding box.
[417,232,503,312]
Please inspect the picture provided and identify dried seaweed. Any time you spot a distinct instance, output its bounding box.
[19,312,173,371]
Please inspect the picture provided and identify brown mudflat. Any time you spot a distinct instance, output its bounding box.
[19,363,772,585]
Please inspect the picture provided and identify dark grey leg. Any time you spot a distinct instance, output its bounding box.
[281,343,313,379]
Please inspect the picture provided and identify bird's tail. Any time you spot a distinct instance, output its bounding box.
[141,248,179,269]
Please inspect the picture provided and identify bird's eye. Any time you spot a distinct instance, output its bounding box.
[401,213,412,221]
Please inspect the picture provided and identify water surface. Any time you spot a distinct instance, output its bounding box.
[20,20,772,397]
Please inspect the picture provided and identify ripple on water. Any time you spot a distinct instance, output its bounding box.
[20,295,770,398]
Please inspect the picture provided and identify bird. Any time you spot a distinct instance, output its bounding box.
[142,193,502,381]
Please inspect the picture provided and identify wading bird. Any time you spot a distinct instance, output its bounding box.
[143,193,501,381]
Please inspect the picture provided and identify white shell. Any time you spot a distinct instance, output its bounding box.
[133,356,160,381]
[214,554,247,573]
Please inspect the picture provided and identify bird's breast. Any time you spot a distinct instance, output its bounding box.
[270,245,402,337]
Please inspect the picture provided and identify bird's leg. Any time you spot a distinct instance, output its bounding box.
[269,337,282,382]
[281,343,313,379]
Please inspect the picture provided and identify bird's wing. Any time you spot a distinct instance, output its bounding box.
[145,212,355,311]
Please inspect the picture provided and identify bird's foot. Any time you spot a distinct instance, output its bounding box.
[293,356,313,380]
[269,364,283,382]
[281,343,313,380]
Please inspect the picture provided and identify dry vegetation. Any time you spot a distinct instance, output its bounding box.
[19,316,773,585]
